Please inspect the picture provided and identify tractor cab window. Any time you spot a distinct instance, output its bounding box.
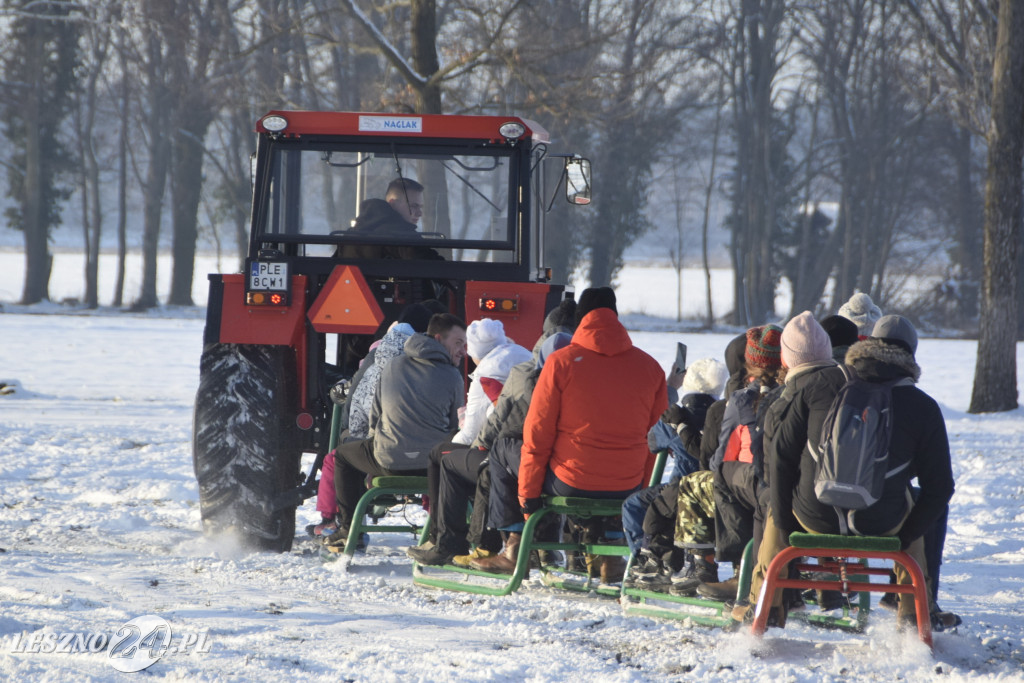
[255,140,520,263]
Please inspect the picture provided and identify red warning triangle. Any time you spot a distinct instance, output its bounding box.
[307,265,385,334]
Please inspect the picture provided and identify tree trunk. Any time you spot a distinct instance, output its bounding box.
[969,0,1023,413]
[113,56,128,309]
[20,29,50,305]
[169,111,213,306]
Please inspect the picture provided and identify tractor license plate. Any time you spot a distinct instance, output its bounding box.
[249,261,289,291]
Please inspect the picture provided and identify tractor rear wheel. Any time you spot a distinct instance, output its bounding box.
[192,343,302,552]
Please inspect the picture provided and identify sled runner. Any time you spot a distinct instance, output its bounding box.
[620,539,754,628]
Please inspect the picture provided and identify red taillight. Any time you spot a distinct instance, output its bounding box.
[296,413,314,430]
[479,297,518,313]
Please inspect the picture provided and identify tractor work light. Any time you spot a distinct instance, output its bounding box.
[262,115,288,133]
[479,297,518,313]
[499,121,526,140]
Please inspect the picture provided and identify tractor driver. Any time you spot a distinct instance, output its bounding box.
[336,177,443,261]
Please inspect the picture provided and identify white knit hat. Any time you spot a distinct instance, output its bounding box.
[466,318,507,361]
[838,292,883,336]
[681,358,728,398]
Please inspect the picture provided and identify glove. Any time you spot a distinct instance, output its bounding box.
[898,528,918,551]
[661,403,686,426]
[519,496,543,520]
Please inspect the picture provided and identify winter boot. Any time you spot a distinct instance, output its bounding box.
[584,552,602,579]
[631,549,663,578]
[451,547,496,568]
[669,553,718,596]
[470,532,522,575]
[600,555,626,585]
[930,605,962,632]
[407,539,459,567]
[696,576,739,602]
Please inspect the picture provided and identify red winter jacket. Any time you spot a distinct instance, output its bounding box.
[518,308,668,501]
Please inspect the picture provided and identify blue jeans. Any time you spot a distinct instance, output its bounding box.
[622,483,669,555]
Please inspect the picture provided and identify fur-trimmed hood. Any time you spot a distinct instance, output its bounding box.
[844,338,921,383]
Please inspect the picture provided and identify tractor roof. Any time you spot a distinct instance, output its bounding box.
[256,111,550,144]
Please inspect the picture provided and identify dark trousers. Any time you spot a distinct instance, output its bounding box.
[426,440,460,540]
[435,444,493,555]
[640,480,685,569]
[487,437,525,530]
[333,437,427,529]
[467,464,502,551]
[713,461,763,564]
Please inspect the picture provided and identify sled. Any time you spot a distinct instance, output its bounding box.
[751,532,932,647]
[412,451,670,596]
[619,538,754,628]
[335,475,429,558]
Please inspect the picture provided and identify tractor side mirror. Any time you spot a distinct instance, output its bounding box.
[565,158,592,206]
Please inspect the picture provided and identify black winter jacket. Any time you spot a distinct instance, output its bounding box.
[844,339,955,546]
[766,344,955,547]
[764,360,846,537]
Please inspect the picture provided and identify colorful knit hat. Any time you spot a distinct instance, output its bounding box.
[744,324,783,370]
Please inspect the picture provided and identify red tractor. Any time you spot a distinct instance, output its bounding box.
[193,111,591,551]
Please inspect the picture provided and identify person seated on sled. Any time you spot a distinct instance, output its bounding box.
[335,177,443,261]
[733,313,955,629]
[691,326,787,600]
[472,287,667,583]
[621,357,726,582]
[409,329,573,568]
[628,329,786,597]
[408,318,531,564]
[323,313,467,551]
[308,302,438,539]
[407,302,577,568]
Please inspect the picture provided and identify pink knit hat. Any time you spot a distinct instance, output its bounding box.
[781,311,832,368]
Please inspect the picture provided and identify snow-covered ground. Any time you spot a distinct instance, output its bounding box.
[1,253,1023,681]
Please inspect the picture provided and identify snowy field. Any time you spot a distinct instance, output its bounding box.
[1,252,1024,681]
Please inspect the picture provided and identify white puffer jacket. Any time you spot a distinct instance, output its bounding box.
[451,341,532,445]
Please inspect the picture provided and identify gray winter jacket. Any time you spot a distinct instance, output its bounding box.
[369,333,464,470]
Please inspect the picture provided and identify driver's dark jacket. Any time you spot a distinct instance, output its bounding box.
[335,199,442,261]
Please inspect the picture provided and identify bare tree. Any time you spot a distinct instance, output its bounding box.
[725,0,797,325]
[580,1,704,287]
[0,0,80,305]
[71,1,115,308]
[969,0,1023,413]
[166,0,232,306]
[131,0,173,309]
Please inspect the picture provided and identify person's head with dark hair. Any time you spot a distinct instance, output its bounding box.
[386,177,425,225]
[819,314,859,350]
[723,333,749,395]
[397,303,433,334]
[426,313,467,366]
[574,286,617,325]
[420,299,449,316]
